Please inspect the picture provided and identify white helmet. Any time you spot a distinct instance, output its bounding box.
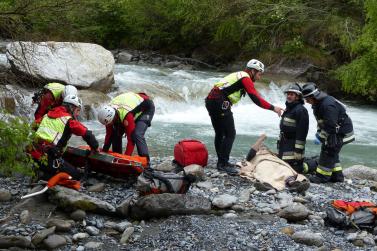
[98,105,116,125]
[63,95,82,109]
[62,85,78,99]
[246,59,264,73]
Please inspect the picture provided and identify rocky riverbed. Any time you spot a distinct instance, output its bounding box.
[1,157,377,250]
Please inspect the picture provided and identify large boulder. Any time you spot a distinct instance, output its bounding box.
[343,165,377,181]
[6,41,115,91]
[48,185,115,214]
[129,193,211,220]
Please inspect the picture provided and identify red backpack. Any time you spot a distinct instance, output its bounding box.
[174,139,208,167]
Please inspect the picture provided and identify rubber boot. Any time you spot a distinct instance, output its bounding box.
[217,162,239,176]
[308,173,331,183]
[330,171,344,183]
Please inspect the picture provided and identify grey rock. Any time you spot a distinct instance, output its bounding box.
[46,219,73,232]
[43,234,67,250]
[238,189,250,203]
[346,232,358,242]
[104,221,117,229]
[6,42,115,91]
[31,226,56,246]
[86,226,100,236]
[120,227,134,244]
[117,51,133,63]
[343,165,377,181]
[77,245,85,251]
[292,230,324,247]
[0,235,32,248]
[70,209,86,221]
[154,159,175,172]
[114,221,133,232]
[278,203,310,222]
[116,195,134,217]
[364,236,376,246]
[0,189,11,202]
[130,194,211,220]
[87,183,105,193]
[19,210,30,224]
[196,181,213,190]
[223,213,237,218]
[164,61,181,68]
[85,241,104,249]
[49,186,115,214]
[265,189,276,195]
[72,233,89,242]
[212,194,237,209]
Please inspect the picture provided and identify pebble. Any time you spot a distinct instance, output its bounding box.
[85,241,104,249]
[120,227,134,244]
[86,226,100,236]
[19,210,30,224]
[73,232,89,241]
[0,189,12,201]
[115,221,133,232]
[70,209,86,221]
[223,213,237,218]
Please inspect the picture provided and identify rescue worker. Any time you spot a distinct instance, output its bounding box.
[278,83,309,173]
[30,95,99,180]
[33,83,78,121]
[97,92,155,164]
[205,59,284,175]
[302,83,355,183]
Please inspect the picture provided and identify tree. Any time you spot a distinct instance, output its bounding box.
[335,0,377,101]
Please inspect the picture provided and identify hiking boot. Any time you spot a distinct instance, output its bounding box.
[251,133,267,152]
[217,162,239,176]
[331,171,344,183]
[308,173,331,184]
[288,180,310,194]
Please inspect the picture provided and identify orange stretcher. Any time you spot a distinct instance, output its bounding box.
[63,146,148,178]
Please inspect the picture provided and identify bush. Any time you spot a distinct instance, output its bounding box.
[0,114,36,177]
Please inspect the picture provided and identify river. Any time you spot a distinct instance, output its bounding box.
[80,63,377,168]
[1,52,376,168]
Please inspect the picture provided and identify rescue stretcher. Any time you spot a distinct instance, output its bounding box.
[63,146,148,178]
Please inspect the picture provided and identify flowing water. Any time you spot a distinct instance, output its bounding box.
[1,53,376,168]
[83,63,377,168]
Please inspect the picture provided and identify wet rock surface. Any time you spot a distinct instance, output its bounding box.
[1,158,377,250]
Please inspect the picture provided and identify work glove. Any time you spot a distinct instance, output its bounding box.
[314,133,321,145]
[326,134,342,150]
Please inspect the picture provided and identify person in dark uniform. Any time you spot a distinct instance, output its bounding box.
[302,83,355,183]
[278,83,309,173]
[205,59,284,175]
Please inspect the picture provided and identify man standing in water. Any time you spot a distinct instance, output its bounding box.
[278,83,309,173]
[302,83,355,183]
[205,59,284,175]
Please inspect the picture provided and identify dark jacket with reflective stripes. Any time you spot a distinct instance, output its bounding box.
[312,94,354,144]
[278,100,309,161]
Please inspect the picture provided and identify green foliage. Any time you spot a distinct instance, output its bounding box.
[335,0,377,100]
[0,114,36,177]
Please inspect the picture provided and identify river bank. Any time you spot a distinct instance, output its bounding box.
[1,157,377,250]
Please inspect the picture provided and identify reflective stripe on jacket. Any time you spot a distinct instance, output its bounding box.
[35,114,71,145]
[110,92,144,121]
[214,71,249,104]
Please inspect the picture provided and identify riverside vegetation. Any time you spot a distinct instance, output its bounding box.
[0,0,376,101]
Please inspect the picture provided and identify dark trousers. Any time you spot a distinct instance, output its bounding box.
[111,101,155,160]
[36,156,81,181]
[205,98,236,165]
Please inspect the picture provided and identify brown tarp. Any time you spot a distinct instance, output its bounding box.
[238,149,308,191]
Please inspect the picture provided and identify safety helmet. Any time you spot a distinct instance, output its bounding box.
[98,105,116,125]
[284,83,302,96]
[62,85,78,99]
[302,83,320,98]
[246,59,264,73]
[63,95,82,109]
